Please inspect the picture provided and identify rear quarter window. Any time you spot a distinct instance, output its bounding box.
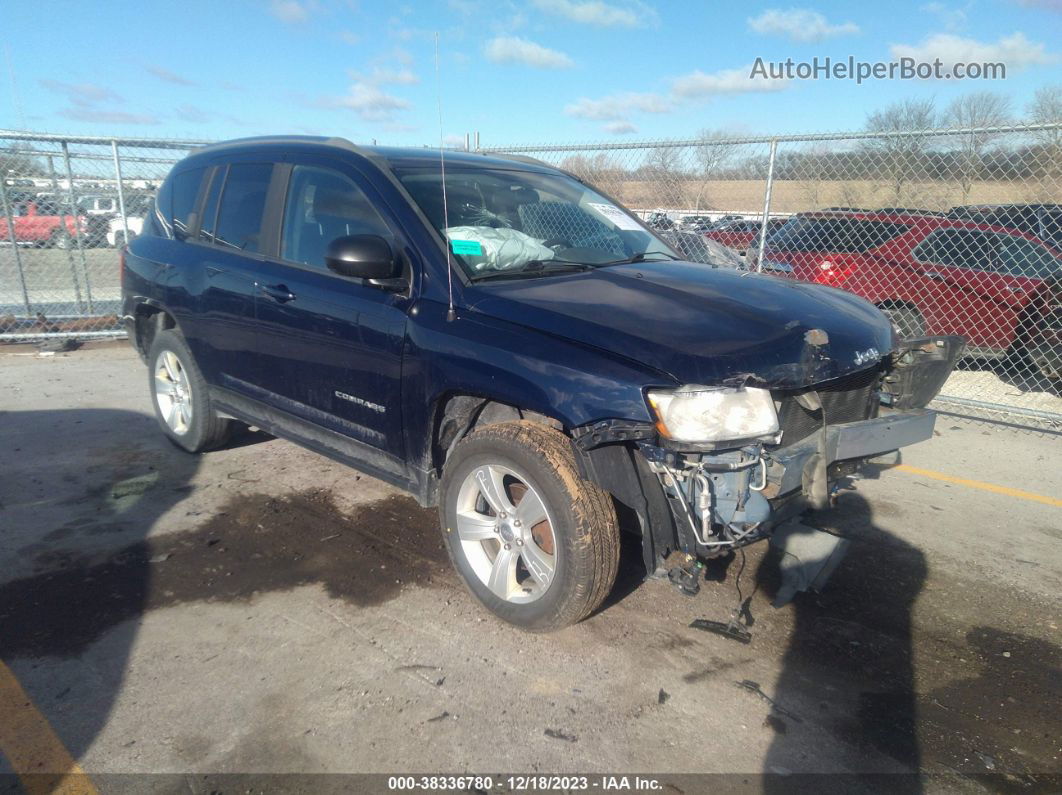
[171,166,207,241]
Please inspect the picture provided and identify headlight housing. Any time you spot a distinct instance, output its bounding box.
[647,385,779,443]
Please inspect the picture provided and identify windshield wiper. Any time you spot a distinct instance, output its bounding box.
[470,260,593,282]
[599,252,682,266]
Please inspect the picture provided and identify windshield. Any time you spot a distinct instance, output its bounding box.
[396,166,677,278]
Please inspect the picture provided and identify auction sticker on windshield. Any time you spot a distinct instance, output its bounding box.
[450,239,483,256]
[587,203,643,231]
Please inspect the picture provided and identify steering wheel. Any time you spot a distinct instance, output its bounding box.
[542,237,573,250]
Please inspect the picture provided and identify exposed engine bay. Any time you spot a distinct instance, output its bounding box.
[573,335,964,611]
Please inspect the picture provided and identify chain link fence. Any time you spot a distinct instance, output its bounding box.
[0,132,207,338]
[2,124,1060,430]
[482,123,1062,431]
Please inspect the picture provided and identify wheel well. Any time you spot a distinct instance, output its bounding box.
[133,305,176,357]
[430,394,562,474]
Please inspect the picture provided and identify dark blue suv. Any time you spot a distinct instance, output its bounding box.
[121,136,960,630]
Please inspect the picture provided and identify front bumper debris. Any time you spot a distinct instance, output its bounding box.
[769,520,850,607]
[766,408,936,503]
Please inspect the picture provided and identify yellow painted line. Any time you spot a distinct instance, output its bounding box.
[895,464,1062,508]
[0,661,98,795]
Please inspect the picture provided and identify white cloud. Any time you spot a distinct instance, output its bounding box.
[921,2,967,32]
[58,108,158,125]
[531,0,654,28]
[270,0,309,23]
[747,8,859,42]
[338,30,360,45]
[335,82,411,122]
[146,66,195,86]
[175,105,212,123]
[564,92,673,120]
[603,120,637,134]
[484,36,574,68]
[39,79,122,107]
[890,32,1055,74]
[356,66,419,85]
[671,66,789,98]
[1012,0,1061,10]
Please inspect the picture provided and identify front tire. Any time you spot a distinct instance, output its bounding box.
[147,329,232,452]
[439,421,620,631]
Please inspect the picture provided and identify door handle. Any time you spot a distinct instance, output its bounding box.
[923,271,947,281]
[257,282,296,303]
[1006,285,1025,294]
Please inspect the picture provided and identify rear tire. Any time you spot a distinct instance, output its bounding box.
[439,420,620,631]
[880,304,926,340]
[147,329,233,453]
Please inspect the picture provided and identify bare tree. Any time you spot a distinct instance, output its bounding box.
[943,91,1012,202]
[559,153,624,193]
[1028,84,1062,143]
[1028,84,1062,183]
[863,98,937,203]
[644,146,681,177]
[692,129,739,211]
[642,146,683,205]
[0,143,45,181]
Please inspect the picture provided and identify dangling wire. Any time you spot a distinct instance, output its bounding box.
[435,32,456,322]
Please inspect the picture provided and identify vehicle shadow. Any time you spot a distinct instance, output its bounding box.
[758,493,927,792]
[0,407,200,783]
[0,407,454,784]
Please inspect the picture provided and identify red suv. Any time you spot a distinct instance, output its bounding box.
[761,211,1062,360]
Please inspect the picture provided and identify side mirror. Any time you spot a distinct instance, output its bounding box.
[324,235,402,282]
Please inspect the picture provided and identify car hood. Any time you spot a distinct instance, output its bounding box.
[465,261,894,389]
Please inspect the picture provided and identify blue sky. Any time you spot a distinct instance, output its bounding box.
[2,0,1059,145]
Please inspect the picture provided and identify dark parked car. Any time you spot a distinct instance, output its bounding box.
[122,137,958,630]
[677,214,714,231]
[645,211,675,230]
[947,203,1062,250]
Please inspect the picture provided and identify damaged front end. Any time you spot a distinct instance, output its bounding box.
[573,334,964,606]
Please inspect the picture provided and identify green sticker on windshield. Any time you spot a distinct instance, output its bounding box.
[450,239,483,257]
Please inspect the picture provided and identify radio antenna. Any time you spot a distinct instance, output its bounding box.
[436,32,456,323]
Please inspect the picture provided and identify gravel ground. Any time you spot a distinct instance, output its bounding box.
[0,342,1059,792]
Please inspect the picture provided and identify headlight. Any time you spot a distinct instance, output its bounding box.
[647,385,779,443]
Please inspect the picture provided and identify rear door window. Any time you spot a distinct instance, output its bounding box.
[768,217,910,252]
[213,163,272,254]
[171,166,207,241]
[914,228,997,270]
[280,165,393,269]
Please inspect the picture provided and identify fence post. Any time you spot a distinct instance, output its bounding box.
[112,140,129,245]
[0,177,32,314]
[46,153,85,313]
[755,138,778,273]
[61,141,94,313]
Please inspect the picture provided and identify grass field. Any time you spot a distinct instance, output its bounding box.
[596,178,1056,214]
